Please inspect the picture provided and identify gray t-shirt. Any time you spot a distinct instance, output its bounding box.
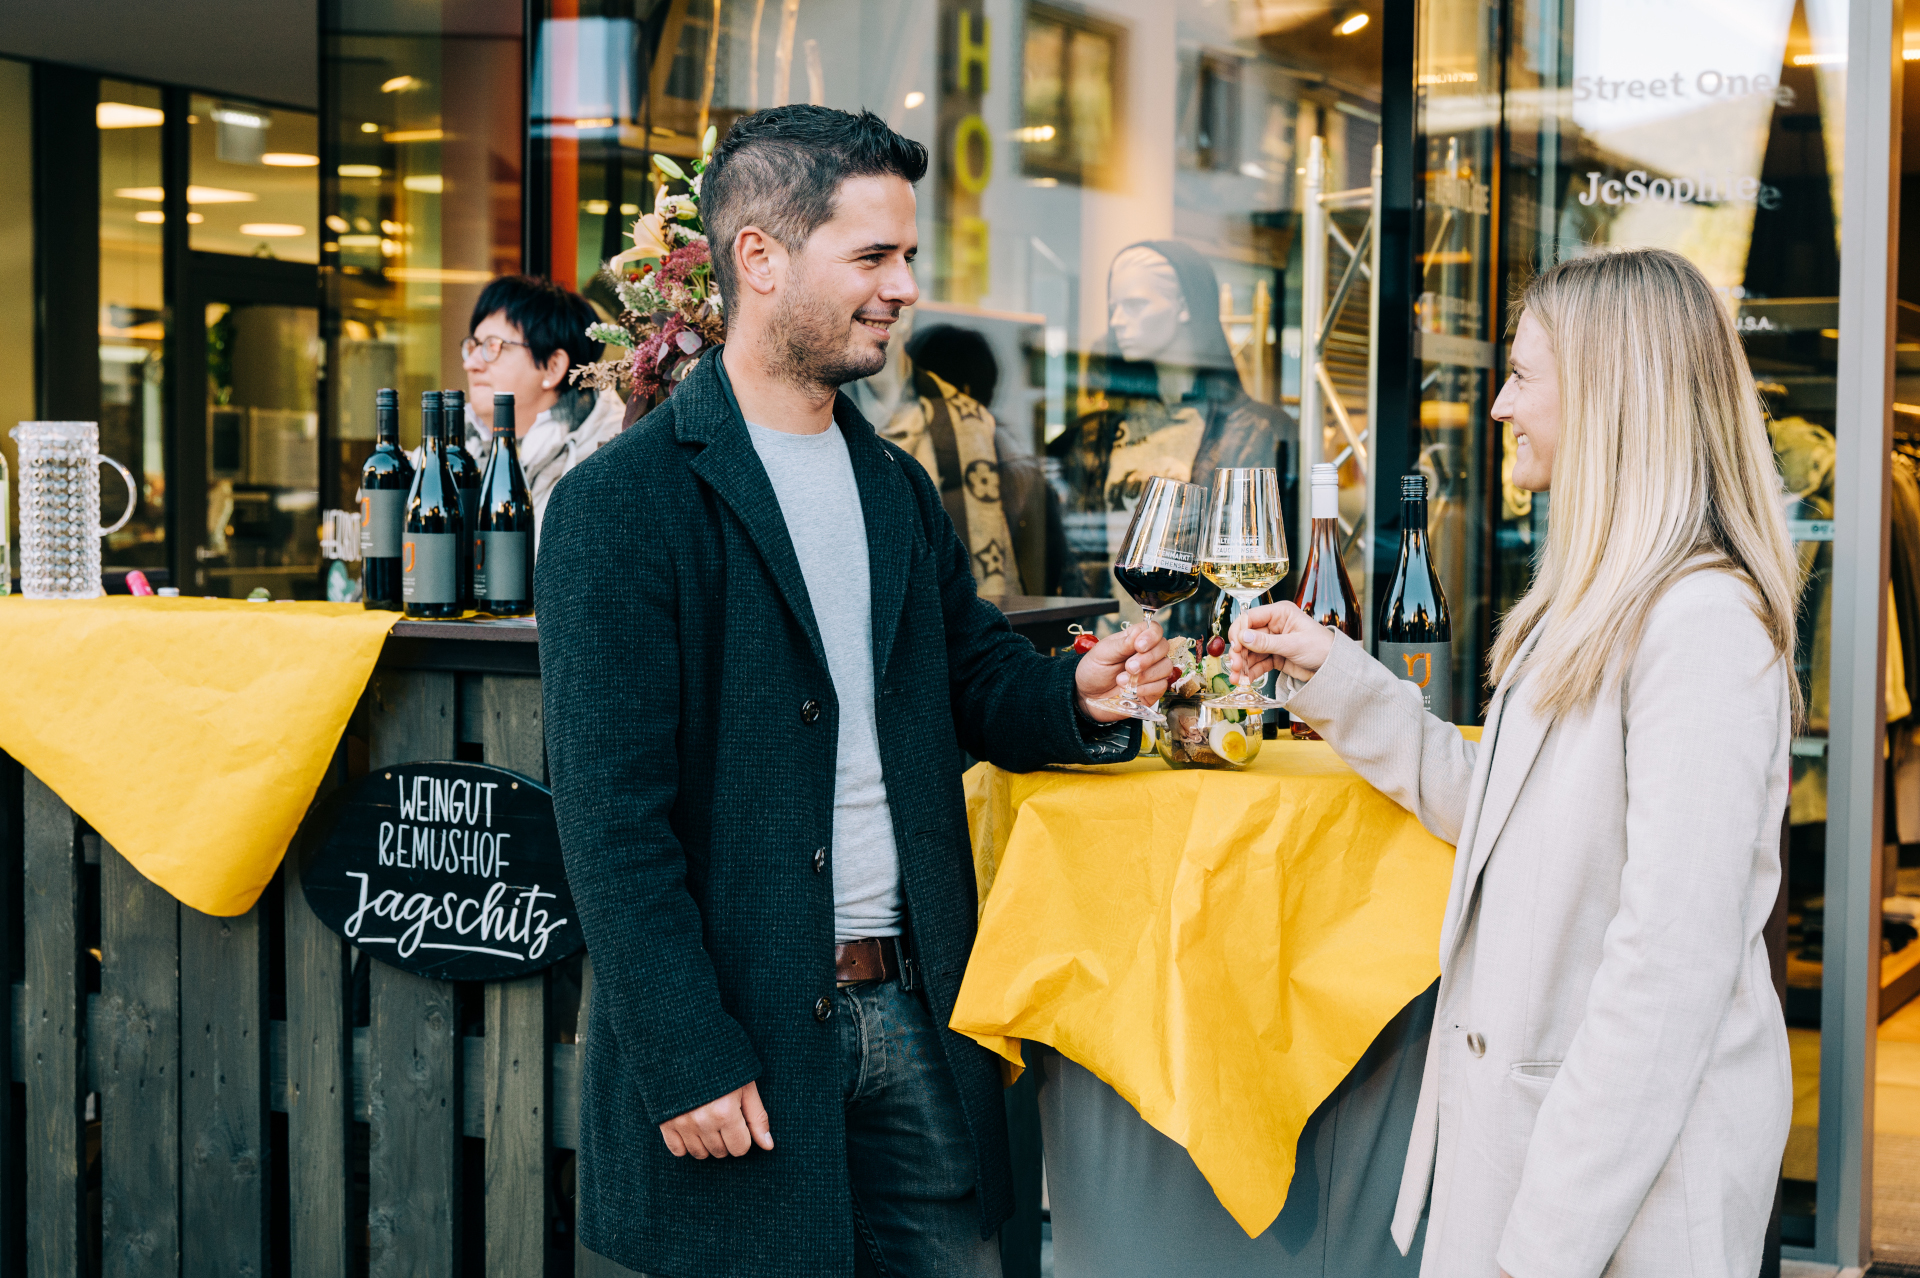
[746,420,902,942]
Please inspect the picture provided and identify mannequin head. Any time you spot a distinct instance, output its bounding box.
[1108,247,1190,363]
[1103,239,1243,404]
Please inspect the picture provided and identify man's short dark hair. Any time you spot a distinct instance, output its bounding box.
[468,275,603,371]
[701,105,929,312]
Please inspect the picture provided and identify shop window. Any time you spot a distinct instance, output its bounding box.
[1020,4,1124,190]
[188,95,320,265]
[0,59,28,581]
[1181,51,1243,173]
[98,78,168,572]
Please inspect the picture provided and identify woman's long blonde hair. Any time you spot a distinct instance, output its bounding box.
[1487,247,1802,721]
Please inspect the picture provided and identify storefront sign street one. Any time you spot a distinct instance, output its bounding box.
[305,760,583,980]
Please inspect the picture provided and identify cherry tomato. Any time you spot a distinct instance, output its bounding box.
[1072,633,1098,655]
[1207,635,1227,657]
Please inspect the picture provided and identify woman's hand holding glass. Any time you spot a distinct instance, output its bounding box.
[1227,600,1336,687]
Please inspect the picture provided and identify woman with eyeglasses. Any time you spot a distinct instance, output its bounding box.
[460,275,626,547]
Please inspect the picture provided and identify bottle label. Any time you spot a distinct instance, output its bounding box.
[1378,641,1452,720]
[1147,551,1194,572]
[475,530,530,601]
[360,489,407,559]
[402,533,459,604]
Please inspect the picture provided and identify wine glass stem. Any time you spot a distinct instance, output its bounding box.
[1230,593,1254,686]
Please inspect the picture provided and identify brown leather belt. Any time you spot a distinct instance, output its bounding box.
[835,936,907,987]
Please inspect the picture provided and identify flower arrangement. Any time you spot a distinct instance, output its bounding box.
[572,126,726,405]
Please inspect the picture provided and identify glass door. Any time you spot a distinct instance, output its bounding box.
[201,301,323,598]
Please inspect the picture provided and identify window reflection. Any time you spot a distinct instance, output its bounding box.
[98,79,167,572]
[188,94,320,263]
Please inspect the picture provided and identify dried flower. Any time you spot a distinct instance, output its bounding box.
[573,145,724,415]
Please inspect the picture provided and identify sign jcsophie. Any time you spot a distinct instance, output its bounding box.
[305,760,583,981]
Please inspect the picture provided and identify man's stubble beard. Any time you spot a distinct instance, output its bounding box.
[766,262,891,395]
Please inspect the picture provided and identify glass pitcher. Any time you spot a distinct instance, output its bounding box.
[8,422,136,599]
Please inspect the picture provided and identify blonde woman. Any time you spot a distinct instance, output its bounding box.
[1231,247,1797,1277]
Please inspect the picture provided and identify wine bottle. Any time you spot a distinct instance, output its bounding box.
[474,392,535,616]
[403,391,463,619]
[441,389,483,612]
[1292,463,1361,740]
[358,387,414,611]
[1378,472,1452,719]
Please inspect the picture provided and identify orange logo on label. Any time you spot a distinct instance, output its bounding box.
[360,495,370,521]
[402,541,415,572]
[1401,652,1432,687]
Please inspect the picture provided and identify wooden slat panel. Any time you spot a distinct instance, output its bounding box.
[478,674,551,1276]
[98,841,180,1278]
[366,670,461,1278]
[285,738,353,1278]
[22,773,85,1278]
[181,903,268,1275]
[0,752,24,1272]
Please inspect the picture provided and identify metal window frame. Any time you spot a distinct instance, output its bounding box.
[1808,0,1902,1266]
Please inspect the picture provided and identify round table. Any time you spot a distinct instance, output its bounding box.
[954,737,1470,1275]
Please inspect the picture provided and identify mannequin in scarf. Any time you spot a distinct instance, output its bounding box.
[1049,240,1296,630]
[881,324,1056,597]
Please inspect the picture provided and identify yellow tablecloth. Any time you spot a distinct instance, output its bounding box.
[0,596,397,916]
[952,737,1470,1238]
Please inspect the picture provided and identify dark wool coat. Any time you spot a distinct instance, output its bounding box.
[534,350,1136,1278]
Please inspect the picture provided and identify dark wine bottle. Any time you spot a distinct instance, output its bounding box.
[441,389,483,612]
[358,387,413,611]
[403,391,463,619]
[1378,472,1452,719]
[474,392,535,616]
[1292,463,1361,740]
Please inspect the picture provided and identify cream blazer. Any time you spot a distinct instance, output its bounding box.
[1285,569,1792,1278]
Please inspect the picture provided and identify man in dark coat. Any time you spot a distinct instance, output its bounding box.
[536,105,1174,1278]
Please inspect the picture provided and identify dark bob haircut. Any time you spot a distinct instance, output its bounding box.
[701,105,929,311]
[468,275,603,372]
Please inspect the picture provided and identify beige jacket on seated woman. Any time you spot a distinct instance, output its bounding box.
[1285,567,1791,1278]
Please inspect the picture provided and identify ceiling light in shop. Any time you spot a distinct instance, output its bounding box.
[361,122,380,133]
[114,185,258,204]
[584,200,610,215]
[98,102,164,129]
[338,164,383,178]
[387,267,496,284]
[904,92,926,109]
[381,76,418,93]
[1011,125,1055,142]
[384,129,444,144]
[1791,52,1843,65]
[262,153,320,167]
[240,223,306,237]
[574,118,614,129]
[338,234,381,248]
[620,203,639,215]
[134,210,165,224]
[326,215,351,232]
[1335,12,1369,34]
[403,175,444,193]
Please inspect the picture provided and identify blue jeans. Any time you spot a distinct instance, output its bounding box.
[837,979,1003,1278]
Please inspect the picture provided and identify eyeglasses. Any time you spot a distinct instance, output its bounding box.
[461,335,531,363]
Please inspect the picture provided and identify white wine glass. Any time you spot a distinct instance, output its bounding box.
[1088,477,1206,724]
[1200,468,1293,712]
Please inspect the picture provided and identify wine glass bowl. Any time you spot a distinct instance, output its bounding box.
[1198,468,1293,712]
[1086,476,1207,725]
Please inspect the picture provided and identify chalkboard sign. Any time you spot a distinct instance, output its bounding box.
[304,760,583,981]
